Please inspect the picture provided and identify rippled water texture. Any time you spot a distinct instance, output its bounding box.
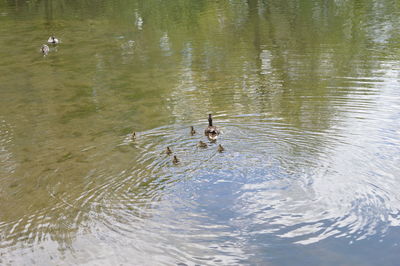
[1,0,400,265]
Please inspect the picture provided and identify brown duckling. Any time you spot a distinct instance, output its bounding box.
[197,141,208,148]
[172,155,179,164]
[190,126,196,136]
[217,144,225,152]
[131,131,136,140]
[165,146,172,155]
[204,114,219,139]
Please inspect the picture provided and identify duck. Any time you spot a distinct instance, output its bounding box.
[172,155,179,164]
[197,141,207,148]
[190,126,196,136]
[40,44,49,55]
[165,146,172,155]
[48,36,59,44]
[131,131,136,140]
[217,144,225,152]
[204,114,219,140]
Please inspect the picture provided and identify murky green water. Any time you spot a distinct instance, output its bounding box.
[1,0,400,265]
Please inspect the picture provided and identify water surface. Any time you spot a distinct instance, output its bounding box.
[1,0,400,265]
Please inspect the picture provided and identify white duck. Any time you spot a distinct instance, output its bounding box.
[40,44,49,55]
[48,36,59,44]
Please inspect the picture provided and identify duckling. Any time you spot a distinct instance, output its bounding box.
[197,141,207,148]
[204,114,219,139]
[40,44,49,55]
[48,36,59,44]
[217,144,225,152]
[131,131,136,140]
[190,126,196,136]
[165,146,172,155]
[172,155,179,164]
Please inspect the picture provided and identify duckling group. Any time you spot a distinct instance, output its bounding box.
[173,114,224,164]
[132,114,225,165]
[40,35,60,56]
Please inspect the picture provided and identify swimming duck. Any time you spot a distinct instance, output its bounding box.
[40,44,49,55]
[48,36,59,44]
[204,114,219,140]
[131,131,136,140]
[165,146,172,155]
[172,155,179,164]
[217,144,225,152]
[190,126,196,136]
[197,141,207,148]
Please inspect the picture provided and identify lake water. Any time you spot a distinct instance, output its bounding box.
[1,0,400,265]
